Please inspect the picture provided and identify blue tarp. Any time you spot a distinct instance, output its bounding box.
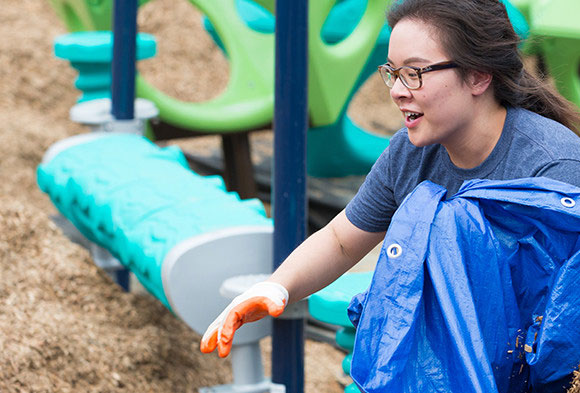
[348,178,580,393]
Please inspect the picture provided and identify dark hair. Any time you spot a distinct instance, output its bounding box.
[387,0,580,133]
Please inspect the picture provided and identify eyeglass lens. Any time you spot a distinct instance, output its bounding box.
[380,66,421,89]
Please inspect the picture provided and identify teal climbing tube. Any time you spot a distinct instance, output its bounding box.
[37,133,271,308]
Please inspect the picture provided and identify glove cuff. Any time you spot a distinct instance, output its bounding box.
[251,281,289,306]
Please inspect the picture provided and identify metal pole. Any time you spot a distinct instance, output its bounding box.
[272,0,308,392]
[110,0,138,291]
[111,0,138,120]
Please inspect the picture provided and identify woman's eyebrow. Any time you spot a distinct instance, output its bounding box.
[386,56,431,66]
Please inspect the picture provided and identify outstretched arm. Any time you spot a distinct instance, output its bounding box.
[200,210,384,357]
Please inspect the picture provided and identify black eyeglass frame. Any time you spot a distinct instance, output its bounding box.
[378,61,459,90]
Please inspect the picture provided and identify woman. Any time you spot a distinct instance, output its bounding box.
[201,0,580,376]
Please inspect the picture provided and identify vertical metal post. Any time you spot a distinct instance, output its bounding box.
[110,0,138,291]
[272,0,308,392]
[111,0,138,120]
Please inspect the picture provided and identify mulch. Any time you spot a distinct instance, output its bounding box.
[0,0,577,392]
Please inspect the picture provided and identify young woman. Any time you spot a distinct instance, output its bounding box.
[200,0,580,370]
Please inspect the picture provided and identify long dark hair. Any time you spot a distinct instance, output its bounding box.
[387,0,580,132]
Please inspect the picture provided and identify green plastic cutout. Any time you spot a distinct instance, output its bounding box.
[136,0,275,132]
[530,0,580,108]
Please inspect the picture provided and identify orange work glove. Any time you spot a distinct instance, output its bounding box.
[200,281,289,358]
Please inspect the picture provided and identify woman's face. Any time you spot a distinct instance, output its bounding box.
[387,18,476,148]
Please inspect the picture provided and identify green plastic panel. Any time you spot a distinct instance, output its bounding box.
[529,0,580,108]
[136,0,275,133]
[530,0,580,39]
[307,0,386,126]
[538,37,580,108]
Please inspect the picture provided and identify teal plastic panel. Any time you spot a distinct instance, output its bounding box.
[309,271,373,327]
[54,31,156,62]
[336,326,356,351]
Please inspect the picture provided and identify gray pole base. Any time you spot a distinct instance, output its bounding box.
[69,97,158,134]
[198,343,285,393]
[199,377,285,393]
[198,275,286,393]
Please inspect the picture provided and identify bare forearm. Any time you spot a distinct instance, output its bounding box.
[268,228,353,303]
[267,210,384,304]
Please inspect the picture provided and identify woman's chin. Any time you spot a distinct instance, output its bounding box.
[407,132,431,148]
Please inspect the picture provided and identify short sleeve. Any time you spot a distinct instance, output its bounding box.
[536,159,580,188]
[345,147,398,232]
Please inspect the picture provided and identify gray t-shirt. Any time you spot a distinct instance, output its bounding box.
[346,106,580,232]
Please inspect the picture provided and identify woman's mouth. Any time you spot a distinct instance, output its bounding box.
[404,111,423,121]
[403,111,424,128]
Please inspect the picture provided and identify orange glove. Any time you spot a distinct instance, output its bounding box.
[200,281,289,358]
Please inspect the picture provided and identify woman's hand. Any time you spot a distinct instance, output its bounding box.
[200,281,289,358]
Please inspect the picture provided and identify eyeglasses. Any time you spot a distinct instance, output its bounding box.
[378,61,459,90]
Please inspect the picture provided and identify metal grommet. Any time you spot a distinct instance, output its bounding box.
[561,197,576,208]
[387,243,403,258]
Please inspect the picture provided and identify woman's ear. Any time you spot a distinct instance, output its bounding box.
[468,70,493,96]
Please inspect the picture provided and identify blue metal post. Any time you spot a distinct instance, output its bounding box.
[110,0,137,291]
[115,269,131,291]
[272,1,308,392]
[111,0,138,120]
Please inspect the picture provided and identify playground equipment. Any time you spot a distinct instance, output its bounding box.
[137,0,275,134]
[49,0,532,179]
[528,0,580,109]
[38,132,283,392]
[44,1,311,390]
[48,0,392,178]
[202,0,391,170]
[136,0,391,177]
[42,0,311,390]
[54,31,157,102]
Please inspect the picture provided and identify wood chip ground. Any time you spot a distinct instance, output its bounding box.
[0,0,577,392]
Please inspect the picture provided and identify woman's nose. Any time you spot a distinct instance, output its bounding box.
[389,77,412,101]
